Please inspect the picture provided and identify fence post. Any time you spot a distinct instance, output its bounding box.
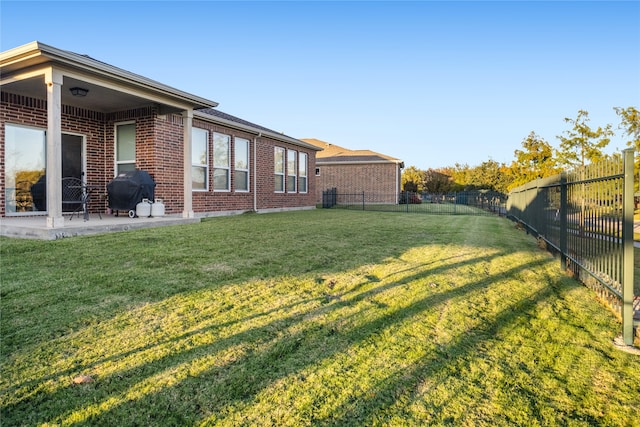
[560,172,567,271]
[362,191,365,211]
[454,192,457,215]
[622,149,635,345]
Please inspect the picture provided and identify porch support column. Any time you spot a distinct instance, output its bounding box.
[45,68,64,228]
[182,109,194,218]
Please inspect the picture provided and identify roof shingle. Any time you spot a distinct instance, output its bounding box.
[301,138,402,164]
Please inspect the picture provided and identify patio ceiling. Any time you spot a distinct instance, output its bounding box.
[2,74,156,113]
[0,41,218,114]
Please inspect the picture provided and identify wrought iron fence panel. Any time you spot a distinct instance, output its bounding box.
[320,190,507,216]
[507,150,636,344]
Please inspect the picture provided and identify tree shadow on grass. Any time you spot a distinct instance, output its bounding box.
[4,246,499,401]
[314,284,560,426]
[3,252,563,426]
[2,247,521,425]
[0,212,464,356]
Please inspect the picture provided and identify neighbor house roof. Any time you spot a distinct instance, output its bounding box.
[301,138,403,165]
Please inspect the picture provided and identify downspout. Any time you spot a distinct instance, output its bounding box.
[253,132,261,212]
[396,161,404,205]
[395,161,399,205]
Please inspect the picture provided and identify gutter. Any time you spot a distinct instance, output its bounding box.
[396,161,403,204]
[316,160,404,166]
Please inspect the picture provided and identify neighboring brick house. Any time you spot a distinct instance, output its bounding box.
[0,41,320,228]
[301,138,404,204]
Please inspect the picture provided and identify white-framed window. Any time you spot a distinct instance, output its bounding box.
[299,152,308,193]
[274,147,285,193]
[115,122,136,175]
[287,149,297,193]
[192,127,209,191]
[213,132,230,191]
[235,137,250,192]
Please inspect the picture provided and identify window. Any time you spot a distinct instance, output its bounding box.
[192,127,209,191]
[4,124,46,214]
[274,147,285,192]
[213,132,230,191]
[235,137,250,192]
[287,149,297,193]
[115,122,135,175]
[299,152,308,193]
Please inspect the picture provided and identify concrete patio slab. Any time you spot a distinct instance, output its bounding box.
[0,214,200,240]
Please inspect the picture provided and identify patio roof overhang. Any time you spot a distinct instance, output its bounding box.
[0,41,218,113]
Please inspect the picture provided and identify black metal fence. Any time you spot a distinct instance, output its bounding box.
[321,189,507,216]
[322,187,337,208]
[507,149,636,345]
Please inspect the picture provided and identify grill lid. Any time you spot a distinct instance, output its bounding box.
[107,170,156,211]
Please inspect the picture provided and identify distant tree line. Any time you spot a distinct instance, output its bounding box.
[402,107,640,194]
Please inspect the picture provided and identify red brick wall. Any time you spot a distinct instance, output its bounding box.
[191,117,316,213]
[315,162,401,204]
[151,113,184,214]
[1,93,317,217]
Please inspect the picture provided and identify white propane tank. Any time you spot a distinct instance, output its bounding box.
[136,198,151,217]
[151,199,165,217]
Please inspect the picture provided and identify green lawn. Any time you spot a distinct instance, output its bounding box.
[1,210,638,426]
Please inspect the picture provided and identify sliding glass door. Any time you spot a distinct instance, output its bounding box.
[4,124,85,215]
[4,124,46,214]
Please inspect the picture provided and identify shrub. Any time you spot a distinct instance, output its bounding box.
[399,192,422,204]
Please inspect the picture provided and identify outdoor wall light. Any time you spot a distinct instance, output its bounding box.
[69,87,89,97]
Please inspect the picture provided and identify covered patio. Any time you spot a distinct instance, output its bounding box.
[1,42,218,228]
[0,214,200,240]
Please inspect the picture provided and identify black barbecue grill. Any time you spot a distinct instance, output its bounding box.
[107,170,156,217]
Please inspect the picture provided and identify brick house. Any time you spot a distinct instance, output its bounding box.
[301,138,404,204]
[0,41,320,228]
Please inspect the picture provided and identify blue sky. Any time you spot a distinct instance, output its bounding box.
[2,1,639,170]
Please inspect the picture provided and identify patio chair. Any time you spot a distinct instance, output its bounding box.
[61,177,85,220]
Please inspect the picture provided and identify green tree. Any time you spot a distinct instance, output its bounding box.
[557,110,613,236]
[424,168,452,193]
[451,163,473,190]
[401,166,425,192]
[614,106,640,150]
[437,166,464,192]
[467,159,512,193]
[614,106,640,193]
[556,109,613,168]
[509,131,559,190]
